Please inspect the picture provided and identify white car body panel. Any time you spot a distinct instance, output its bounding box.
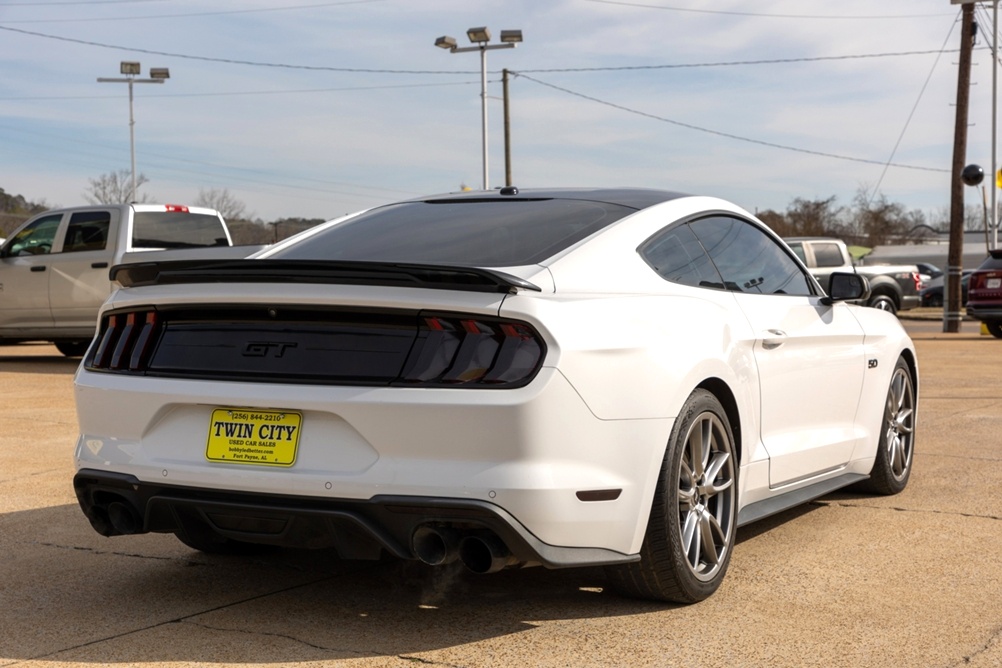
[72,189,917,575]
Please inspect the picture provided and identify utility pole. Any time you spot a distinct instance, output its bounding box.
[503,68,513,187]
[947,3,976,333]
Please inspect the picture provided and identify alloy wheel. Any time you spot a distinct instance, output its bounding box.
[677,412,736,582]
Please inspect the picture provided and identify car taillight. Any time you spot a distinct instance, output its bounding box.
[911,272,923,292]
[89,309,160,371]
[164,204,189,213]
[399,315,545,387]
[969,272,986,290]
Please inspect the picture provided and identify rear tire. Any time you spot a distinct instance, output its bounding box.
[55,340,90,357]
[986,321,1002,339]
[606,389,737,603]
[856,357,915,495]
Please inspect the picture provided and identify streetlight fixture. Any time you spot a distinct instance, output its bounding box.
[97,61,170,202]
[435,27,523,190]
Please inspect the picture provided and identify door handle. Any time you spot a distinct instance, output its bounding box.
[30,265,46,272]
[91,262,109,269]
[761,329,787,350]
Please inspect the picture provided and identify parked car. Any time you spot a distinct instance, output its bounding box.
[783,237,922,314]
[920,270,972,307]
[916,262,943,285]
[72,188,918,603]
[966,249,1002,338]
[0,203,258,356]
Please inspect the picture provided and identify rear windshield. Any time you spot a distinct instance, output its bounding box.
[131,212,229,249]
[269,199,636,266]
[977,252,1002,270]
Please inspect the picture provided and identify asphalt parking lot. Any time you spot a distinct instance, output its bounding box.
[2,323,1000,668]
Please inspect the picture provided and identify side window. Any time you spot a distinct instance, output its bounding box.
[63,211,110,253]
[787,242,806,264]
[3,214,61,257]
[689,216,814,297]
[639,224,724,289]
[812,242,845,268]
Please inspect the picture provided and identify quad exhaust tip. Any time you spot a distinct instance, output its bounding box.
[412,525,519,573]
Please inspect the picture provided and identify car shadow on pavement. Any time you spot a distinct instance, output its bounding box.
[2,503,674,665]
[0,347,81,374]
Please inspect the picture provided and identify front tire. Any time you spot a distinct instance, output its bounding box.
[857,357,915,495]
[868,293,898,315]
[606,389,737,603]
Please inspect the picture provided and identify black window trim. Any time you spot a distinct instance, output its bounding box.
[637,210,823,297]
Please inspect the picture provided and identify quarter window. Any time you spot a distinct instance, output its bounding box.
[689,216,814,296]
[639,224,724,289]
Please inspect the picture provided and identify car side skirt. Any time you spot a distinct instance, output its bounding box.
[736,472,868,527]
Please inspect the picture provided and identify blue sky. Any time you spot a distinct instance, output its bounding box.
[0,0,987,222]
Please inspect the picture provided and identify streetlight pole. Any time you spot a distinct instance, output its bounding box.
[435,28,522,191]
[994,0,999,249]
[97,61,169,202]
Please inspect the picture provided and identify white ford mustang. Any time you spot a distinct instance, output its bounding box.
[72,187,917,603]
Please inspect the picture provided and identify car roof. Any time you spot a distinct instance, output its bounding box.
[413,187,691,211]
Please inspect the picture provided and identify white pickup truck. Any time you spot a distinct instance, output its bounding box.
[0,203,255,356]
[784,237,923,315]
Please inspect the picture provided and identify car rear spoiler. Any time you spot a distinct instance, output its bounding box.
[110,259,542,294]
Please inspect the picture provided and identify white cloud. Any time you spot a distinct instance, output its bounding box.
[0,0,981,221]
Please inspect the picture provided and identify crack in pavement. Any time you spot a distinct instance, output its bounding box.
[179,620,468,667]
[921,452,1001,462]
[4,569,359,666]
[31,541,206,565]
[0,414,76,427]
[28,541,338,573]
[947,623,1002,667]
[0,467,67,485]
[812,500,1002,521]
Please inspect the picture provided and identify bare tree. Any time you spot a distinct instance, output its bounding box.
[85,170,152,204]
[195,188,249,221]
[849,189,930,246]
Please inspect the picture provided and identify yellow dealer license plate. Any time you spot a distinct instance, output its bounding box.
[206,408,302,467]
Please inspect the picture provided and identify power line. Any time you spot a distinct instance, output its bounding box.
[0,124,418,205]
[0,79,482,101]
[3,0,165,5]
[866,9,959,204]
[0,0,384,24]
[0,25,970,77]
[511,72,949,173]
[582,0,955,20]
[0,25,469,74]
[517,49,966,74]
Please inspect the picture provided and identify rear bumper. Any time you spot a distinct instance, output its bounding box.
[965,305,1002,322]
[73,468,638,569]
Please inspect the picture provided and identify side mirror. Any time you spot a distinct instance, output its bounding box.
[821,272,870,305]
